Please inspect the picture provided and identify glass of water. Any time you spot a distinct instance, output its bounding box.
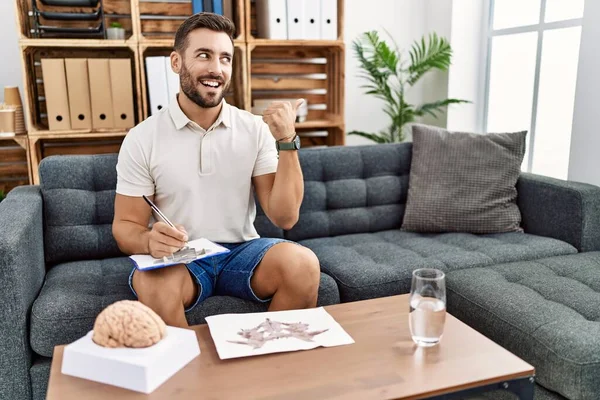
[409,268,446,347]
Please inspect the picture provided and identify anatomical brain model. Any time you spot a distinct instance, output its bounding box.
[92,300,167,348]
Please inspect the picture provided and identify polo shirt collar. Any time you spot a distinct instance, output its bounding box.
[169,95,231,131]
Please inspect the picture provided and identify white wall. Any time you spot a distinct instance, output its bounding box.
[344,0,427,145]
[344,0,461,145]
[446,0,489,132]
[418,0,453,129]
[0,0,23,104]
[568,0,600,186]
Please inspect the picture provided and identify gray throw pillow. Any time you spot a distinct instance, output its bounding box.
[401,124,527,234]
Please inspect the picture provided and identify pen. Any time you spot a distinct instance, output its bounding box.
[142,195,176,228]
[142,195,188,249]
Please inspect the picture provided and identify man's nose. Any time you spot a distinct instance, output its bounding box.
[207,58,222,75]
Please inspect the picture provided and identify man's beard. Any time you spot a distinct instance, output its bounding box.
[179,61,230,108]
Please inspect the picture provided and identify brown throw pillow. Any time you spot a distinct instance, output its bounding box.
[401,124,527,234]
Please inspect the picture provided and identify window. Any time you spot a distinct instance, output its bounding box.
[483,0,584,179]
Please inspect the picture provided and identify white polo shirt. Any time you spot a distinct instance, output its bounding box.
[115,97,279,243]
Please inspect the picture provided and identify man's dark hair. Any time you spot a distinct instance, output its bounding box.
[174,12,235,53]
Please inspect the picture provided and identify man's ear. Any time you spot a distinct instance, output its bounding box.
[170,51,181,74]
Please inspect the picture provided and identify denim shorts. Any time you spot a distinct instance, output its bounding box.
[128,237,292,312]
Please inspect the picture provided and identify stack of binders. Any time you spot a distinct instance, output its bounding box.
[145,56,180,115]
[40,58,135,131]
[30,0,106,38]
[255,0,337,40]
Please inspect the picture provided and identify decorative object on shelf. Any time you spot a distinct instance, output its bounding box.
[348,31,470,143]
[3,86,26,135]
[0,104,16,133]
[92,300,167,348]
[106,21,125,40]
[30,0,106,39]
[251,98,308,122]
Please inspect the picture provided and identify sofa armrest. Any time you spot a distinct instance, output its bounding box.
[0,186,45,400]
[517,172,600,252]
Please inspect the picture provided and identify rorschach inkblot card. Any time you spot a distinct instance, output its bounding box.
[205,307,354,360]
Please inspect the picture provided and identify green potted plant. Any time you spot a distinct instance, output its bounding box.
[107,21,125,40]
[349,31,470,143]
[0,189,5,203]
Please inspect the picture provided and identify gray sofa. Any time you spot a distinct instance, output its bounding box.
[2,142,600,400]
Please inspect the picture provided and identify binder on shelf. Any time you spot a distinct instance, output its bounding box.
[87,58,115,129]
[191,0,203,13]
[64,58,92,130]
[109,59,135,129]
[320,0,338,40]
[40,58,71,131]
[203,0,213,12]
[304,0,321,40]
[145,56,169,115]
[164,57,180,103]
[286,0,306,40]
[255,0,288,40]
[212,0,223,15]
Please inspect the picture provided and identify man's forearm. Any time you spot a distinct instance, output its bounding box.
[268,151,304,229]
[113,221,150,255]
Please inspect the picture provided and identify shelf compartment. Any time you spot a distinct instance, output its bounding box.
[28,135,125,184]
[296,126,345,147]
[249,44,344,144]
[16,0,134,40]
[136,0,245,42]
[0,136,30,193]
[21,45,142,133]
[246,0,344,42]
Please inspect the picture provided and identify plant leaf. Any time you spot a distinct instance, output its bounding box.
[347,130,391,143]
[408,32,452,86]
[414,98,471,117]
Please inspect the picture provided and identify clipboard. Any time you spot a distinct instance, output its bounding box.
[129,238,230,271]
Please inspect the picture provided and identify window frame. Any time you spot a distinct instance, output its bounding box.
[482,0,583,172]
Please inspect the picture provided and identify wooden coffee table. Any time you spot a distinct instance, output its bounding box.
[46,294,535,399]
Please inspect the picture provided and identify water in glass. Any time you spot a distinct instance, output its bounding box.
[409,268,446,347]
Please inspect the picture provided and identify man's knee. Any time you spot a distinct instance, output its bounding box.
[132,264,189,300]
[278,246,321,292]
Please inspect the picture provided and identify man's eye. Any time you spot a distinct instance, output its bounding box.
[198,53,208,58]
[222,57,232,63]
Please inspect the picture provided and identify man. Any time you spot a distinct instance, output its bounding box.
[112,12,320,328]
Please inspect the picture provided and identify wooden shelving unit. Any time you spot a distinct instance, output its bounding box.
[245,0,345,147]
[12,0,345,187]
[0,133,31,193]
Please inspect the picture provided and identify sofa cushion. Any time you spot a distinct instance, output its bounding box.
[30,258,340,358]
[39,154,124,265]
[268,143,412,241]
[300,230,577,302]
[446,252,600,400]
[401,124,527,234]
